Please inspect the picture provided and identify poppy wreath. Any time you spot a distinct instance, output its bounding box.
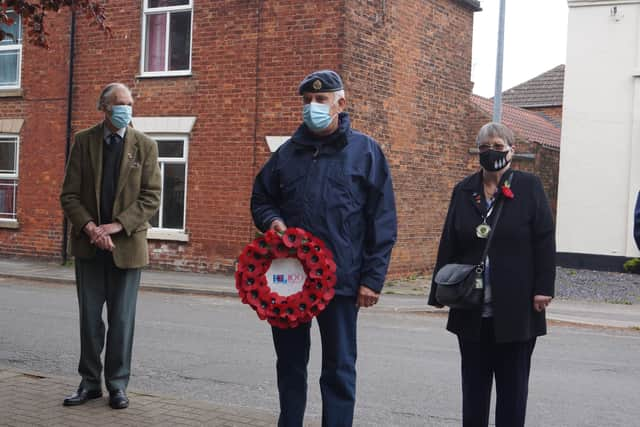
[236,227,337,329]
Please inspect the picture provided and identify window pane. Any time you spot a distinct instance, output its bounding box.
[162,164,185,229]
[148,0,189,8]
[157,140,184,158]
[0,50,19,86]
[0,179,17,219]
[0,12,21,45]
[168,11,191,71]
[144,13,167,72]
[0,139,17,174]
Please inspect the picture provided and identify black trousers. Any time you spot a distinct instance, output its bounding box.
[75,251,141,392]
[271,295,358,427]
[458,318,536,427]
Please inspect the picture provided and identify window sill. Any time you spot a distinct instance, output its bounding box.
[147,229,189,242]
[0,88,23,98]
[135,72,192,79]
[0,219,19,229]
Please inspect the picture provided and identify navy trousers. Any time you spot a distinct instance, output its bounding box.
[458,318,536,427]
[271,295,358,427]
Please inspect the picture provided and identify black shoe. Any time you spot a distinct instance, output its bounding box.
[109,389,129,409]
[63,387,103,406]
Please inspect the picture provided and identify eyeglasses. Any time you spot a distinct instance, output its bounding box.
[478,143,509,153]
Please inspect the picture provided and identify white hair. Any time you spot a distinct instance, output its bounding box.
[333,89,345,104]
[97,83,132,111]
[476,122,515,147]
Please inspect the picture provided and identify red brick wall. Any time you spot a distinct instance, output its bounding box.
[1,0,483,279]
[339,0,476,277]
[534,144,560,217]
[0,12,71,260]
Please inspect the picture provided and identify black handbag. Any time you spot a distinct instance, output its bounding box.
[434,188,506,310]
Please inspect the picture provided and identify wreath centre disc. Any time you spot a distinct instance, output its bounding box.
[266,258,307,297]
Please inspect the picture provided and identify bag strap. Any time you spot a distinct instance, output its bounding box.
[478,172,513,268]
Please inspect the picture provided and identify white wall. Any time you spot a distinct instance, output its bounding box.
[557,1,640,257]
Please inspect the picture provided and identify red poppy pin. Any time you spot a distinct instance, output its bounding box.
[501,179,514,199]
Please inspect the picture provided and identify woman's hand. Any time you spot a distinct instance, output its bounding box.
[533,295,552,312]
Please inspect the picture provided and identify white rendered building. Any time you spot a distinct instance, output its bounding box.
[557,0,640,268]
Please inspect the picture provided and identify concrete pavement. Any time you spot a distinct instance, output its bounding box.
[1,257,639,329]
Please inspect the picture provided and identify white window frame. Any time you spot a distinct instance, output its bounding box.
[148,134,189,240]
[0,134,19,225]
[139,0,194,78]
[0,11,22,89]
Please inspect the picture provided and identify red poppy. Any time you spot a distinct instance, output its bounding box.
[501,185,514,199]
[311,293,327,311]
[307,251,326,268]
[269,292,288,307]
[297,242,314,260]
[322,288,335,302]
[322,273,337,288]
[239,247,256,263]
[283,227,308,248]
[272,241,292,258]
[309,266,325,279]
[255,299,270,320]
[246,286,268,307]
[237,256,266,276]
[324,259,337,273]
[248,238,270,255]
[308,236,327,253]
[240,274,266,292]
[263,229,282,246]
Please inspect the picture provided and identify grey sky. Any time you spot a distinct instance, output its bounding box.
[471,0,569,97]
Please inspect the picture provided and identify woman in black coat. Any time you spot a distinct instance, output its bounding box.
[428,122,555,427]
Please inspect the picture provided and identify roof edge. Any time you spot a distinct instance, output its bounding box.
[510,102,563,108]
[569,0,640,7]
[455,0,482,12]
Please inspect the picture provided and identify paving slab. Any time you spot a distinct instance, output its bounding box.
[0,367,289,427]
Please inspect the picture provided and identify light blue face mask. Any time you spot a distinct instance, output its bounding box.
[303,102,334,131]
[109,105,132,129]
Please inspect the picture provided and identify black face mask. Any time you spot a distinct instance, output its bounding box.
[479,149,511,172]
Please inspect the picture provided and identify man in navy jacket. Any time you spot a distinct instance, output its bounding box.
[634,191,640,250]
[251,70,397,427]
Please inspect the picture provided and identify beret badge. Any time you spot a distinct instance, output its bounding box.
[312,79,323,90]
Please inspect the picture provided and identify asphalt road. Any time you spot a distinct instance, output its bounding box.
[1,277,639,426]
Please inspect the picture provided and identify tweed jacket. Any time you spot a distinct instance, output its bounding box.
[60,122,161,269]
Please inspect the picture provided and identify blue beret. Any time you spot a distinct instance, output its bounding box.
[298,70,344,95]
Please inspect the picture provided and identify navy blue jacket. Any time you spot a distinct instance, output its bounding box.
[428,170,555,343]
[251,113,397,296]
[635,191,640,251]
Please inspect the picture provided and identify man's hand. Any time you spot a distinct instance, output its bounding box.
[533,295,552,312]
[270,219,287,233]
[84,221,121,251]
[357,285,380,308]
[83,221,100,243]
[96,222,123,236]
[94,234,116,251]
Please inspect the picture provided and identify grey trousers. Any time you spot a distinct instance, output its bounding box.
[75,251,140,392]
